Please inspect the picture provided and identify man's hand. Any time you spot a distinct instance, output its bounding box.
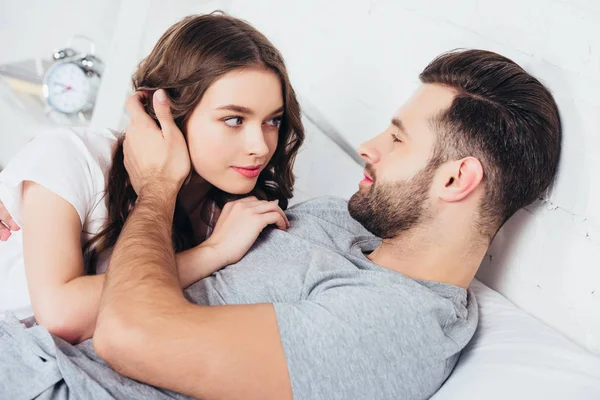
[123,90,191,196]
[0,199,20,241]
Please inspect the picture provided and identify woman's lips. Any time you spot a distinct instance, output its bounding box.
[232,166,262,178]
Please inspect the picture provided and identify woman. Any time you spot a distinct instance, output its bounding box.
[0,12,304,344]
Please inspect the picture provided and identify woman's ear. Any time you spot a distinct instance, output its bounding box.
[438,157,484,203]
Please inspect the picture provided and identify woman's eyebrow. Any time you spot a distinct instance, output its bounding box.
[216,105,284,117]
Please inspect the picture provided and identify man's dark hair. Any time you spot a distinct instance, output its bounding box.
[420,49,562,236]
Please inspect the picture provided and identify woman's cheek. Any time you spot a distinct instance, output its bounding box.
[188,126,236,175]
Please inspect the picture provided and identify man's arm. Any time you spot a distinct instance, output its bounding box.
[94,91,293,400]
[94,183,293,400]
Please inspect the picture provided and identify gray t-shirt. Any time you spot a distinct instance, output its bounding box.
[186,196,478,399]
[0,196,477,400]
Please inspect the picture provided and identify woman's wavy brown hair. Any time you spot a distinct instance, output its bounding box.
[83,12,304,273]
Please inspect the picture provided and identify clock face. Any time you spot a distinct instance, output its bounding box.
[45,63,91,114]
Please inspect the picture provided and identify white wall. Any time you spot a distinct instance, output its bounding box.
[0,0,226,167]
[89,0,228,130]
[0,0,122,167]
[0,0,121,65]
[224,0,600,353]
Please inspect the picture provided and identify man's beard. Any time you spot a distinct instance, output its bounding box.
[348,164,436,239]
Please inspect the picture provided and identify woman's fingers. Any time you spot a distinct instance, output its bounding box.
[0,224,11,241]
[253,201,290,228]
[259,211,288,231]
[218,197,290,232]
[0,201,19,241]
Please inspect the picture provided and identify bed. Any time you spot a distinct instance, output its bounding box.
[1,89,599,398]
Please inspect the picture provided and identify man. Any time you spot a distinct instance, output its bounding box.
[0,49,560,400]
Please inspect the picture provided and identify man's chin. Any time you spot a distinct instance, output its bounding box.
[347,191,362,210]
[350,184,372,201]
[347,192,369,223]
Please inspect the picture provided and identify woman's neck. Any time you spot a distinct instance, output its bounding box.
[177,173,212,217]
[176,173,215,244]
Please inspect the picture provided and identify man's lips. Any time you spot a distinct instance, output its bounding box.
[232,165,262,178]
[360,172,374,185]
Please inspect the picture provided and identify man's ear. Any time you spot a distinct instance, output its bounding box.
[438,157,484,202]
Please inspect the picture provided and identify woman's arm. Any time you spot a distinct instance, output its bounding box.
[176,244,224,288]
[22,181,102,344]
[21,181,221,343]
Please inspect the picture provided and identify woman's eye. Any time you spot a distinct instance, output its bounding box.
[224,116,243,127]
[391,133,402,143]
[266,116,282,128]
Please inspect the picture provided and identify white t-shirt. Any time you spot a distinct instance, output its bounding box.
[0,127,117,320]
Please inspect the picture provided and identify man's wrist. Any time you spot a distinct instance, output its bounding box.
[136,179,180,205]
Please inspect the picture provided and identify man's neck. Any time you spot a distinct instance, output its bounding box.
[366,224,488,289]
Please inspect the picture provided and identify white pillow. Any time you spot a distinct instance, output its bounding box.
[433,279,600,399]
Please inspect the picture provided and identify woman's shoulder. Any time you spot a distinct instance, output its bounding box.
[2,126,119,180]
[34,126,118,160]
[25,126,119,179]
[0,126,119,228]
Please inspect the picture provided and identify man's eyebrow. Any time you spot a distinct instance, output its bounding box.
[391,117,409,137]
[216,105,284,117]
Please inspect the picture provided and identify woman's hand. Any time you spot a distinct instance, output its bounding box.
[202,197,290,267]
[0,199,20,241]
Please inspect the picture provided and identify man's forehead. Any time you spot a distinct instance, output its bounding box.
[392,84,456,133]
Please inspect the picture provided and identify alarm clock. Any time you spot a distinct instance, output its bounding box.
[42,35,104,115]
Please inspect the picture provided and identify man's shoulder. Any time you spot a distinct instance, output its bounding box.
[272,272,476,400]
[286,196,350,221]
[288,195,348,212]
[286,196,371,237]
